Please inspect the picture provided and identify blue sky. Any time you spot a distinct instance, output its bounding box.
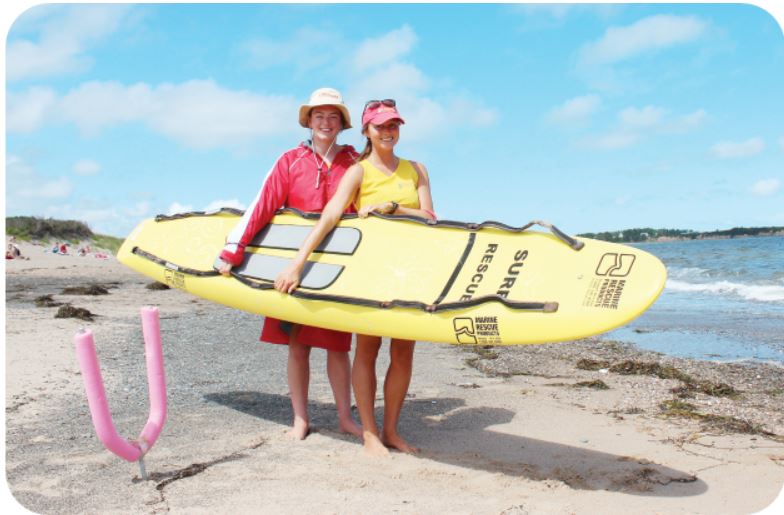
[4,2,784,237]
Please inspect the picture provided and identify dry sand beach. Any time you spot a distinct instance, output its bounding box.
[5,240,784,514]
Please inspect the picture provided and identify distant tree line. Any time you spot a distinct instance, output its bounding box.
[6,216,93,241]
[578,226,784,243]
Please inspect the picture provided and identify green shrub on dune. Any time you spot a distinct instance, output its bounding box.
[5,216,124,255]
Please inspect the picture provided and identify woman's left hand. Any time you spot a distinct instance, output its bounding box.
[274,261,304,293]
[358,202,392,218]
[358,203,380,218]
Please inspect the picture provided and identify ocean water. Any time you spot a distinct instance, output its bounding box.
[605,236,784,364]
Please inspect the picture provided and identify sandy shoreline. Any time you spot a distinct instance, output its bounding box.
[5,241,784,514]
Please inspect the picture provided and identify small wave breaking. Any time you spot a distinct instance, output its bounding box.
[667,279,784,302]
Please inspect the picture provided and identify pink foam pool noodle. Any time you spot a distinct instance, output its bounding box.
[137,306,167,453]
[74,307,167,463]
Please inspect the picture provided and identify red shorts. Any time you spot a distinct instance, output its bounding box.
[260,317,351,352]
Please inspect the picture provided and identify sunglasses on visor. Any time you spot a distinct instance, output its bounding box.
[363,99,396,112]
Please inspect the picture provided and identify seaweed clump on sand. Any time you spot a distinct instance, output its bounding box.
[55,305,96,322]
[573,379,610,390]
[62,284,110,295]
[576,358,738,398]
[659,399,783,442]
[146,282,170,290]
[35,294,63,308]
[464,346,508,377]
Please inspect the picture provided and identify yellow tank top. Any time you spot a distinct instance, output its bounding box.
[355,158,420,210]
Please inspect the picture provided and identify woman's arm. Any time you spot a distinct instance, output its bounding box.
[273,164,363,293]
[217,155,291,275]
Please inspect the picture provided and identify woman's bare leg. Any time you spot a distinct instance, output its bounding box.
[287,330,311,440]
[382,339,419,454]
[326,349,362,437]
[352,334,388,456]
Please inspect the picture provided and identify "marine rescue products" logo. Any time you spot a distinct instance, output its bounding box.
[595,253,636,277]
[453,316,502,345]
[583,252,636,310]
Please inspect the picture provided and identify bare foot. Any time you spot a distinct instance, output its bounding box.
[339,418,363,439]
[382,431,420,454]
[287,418,310,440]
[362,431,390,457]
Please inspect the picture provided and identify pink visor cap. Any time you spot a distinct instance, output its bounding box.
[362,103,406,127]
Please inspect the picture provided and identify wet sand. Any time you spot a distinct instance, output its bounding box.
[5,241,784,514]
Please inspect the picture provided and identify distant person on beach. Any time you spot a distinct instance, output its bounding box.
[216,87,362,440]
[275,99,436,456]
[7,240,28,260]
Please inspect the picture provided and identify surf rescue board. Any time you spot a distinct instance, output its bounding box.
[117,208,666,345]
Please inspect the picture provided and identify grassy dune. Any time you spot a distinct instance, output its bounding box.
[5,216,124,255]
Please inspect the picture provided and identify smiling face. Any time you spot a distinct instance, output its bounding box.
[365,120,401,151]
[308,106,344,144]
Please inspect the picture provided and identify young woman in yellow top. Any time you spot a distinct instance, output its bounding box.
[275,99,435,456]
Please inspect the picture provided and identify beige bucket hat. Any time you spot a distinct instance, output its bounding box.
[298,87,352,129]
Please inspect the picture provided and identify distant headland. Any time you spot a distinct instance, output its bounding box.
[578,226,784,243]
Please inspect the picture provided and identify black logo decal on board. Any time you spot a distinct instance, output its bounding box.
[453,318,478,344]
[595,253,636,277]
[453,316,502,344]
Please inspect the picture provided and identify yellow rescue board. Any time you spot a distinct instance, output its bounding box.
[117,210,666,345]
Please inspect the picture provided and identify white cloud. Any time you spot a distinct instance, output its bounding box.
[750,179,781,197]
[146,81,298,150]
[6,87,57,133]
[7,24,497,150]
[574,104,702,151]
[510,4,622,30]
[579,15,706,67]
[6,155,73,211]
[779,136,784,151]
[73,159,101,176]
[349,62,430,100]
[344,27,497,142]
[353,25,417,71]
[7,4,135,81]
[618,105,667,128]
[8,80,301,150]
[547,94,601,125]
[710,137,765,159]
[674,109,707,131]
[167,202,194,215]
[58,81,155,135]
[204,199,246,212]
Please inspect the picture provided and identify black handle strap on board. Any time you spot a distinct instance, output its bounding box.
[153,207,584,251]
[132,247,221,277]
[228,271,558,314]
[130,246,559,314]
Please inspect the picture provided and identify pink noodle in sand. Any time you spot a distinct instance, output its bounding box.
[74,307,167,462]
